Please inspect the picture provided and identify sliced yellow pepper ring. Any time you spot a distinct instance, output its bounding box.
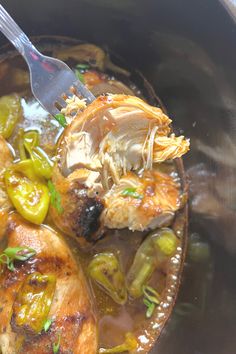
[12,272,56,333]
[0,94,22,139]
[4,160,50,224]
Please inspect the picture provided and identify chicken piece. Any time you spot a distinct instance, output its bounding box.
[0,213,97,354]
[50,166,104,248]
[103,170,181,231]
[50,95,189,242]
[0,135,13,239]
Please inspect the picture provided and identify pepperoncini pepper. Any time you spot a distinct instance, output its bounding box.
[99,332,138,353]
[153,228,178,257]
[88,252,127,305]
[127,228,178,298]
[4,159,50,224]
[17,129,53,179]
[26,145,53,180]
[0,94,22,139]
[17,128,27,161]
[12,272,56,333]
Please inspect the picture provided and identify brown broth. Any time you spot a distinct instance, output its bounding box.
[0,37,187,353]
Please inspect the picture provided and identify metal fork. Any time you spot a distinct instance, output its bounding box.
[0,4,95,116]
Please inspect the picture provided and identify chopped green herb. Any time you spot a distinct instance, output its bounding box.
[142,285,161,305]
[75,69,85,83]
[53,333,61,354]
[54,113,67,128]
[43,318,53,332]
[121,188,143,199]
[48,180,64,214]
[0,247,36,271]
[143,298,155,318]
[6,258,15,272]
[76,63,90,70]
[142,285,160,319]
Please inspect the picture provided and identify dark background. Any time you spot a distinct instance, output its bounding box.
[1,0,236,353]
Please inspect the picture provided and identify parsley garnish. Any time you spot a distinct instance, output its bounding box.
[54,113,67,128]
[121,188,143,199]
[75,69,85,83]
[75,63,89,83]
[53,333,61,354]
[143,298,156,318]
[43,318,53,332]
[76,63,90,70]
[48,180,64,214]
[143,285,161,318]
[0,247,36,271]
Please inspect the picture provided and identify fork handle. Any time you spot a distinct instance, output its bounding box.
[0,4,38,60]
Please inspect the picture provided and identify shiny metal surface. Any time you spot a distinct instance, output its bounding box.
[221,0,236,19]
[2,0,236,353]
[0,4,95,116]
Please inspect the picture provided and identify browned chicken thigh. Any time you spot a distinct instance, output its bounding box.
[0,213,97,354]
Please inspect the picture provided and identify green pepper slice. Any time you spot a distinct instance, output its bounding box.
[127,228,178,298]
[88,252,127,305]
[4,160,50,224]
[12,272,56,333]
[0,94,22,139]
[23,130,53,179]
[99,332,138,353]
[152,228,178,257]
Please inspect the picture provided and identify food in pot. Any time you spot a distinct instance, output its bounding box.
[51,94,189,245]
[0,40,189,353]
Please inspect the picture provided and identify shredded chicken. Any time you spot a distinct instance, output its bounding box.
[51,94,189,241]
[61,95,87,124]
